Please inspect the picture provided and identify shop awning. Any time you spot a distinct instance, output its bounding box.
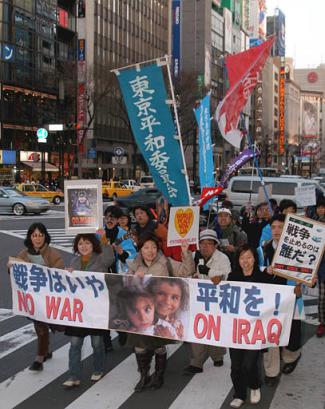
[21,161,59,172]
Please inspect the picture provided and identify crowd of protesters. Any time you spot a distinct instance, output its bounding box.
[8,193,325,408]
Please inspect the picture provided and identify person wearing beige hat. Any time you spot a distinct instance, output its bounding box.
[183,229,231,375]
[217,208,247,267]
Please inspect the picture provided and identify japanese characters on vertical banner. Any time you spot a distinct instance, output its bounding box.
[114,60,191,206]
[272,214,325,286]
[10,260,109,329]
[167,206,200,247]
[64,179,103,234]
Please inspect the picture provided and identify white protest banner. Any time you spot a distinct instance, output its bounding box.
[186,279,295,349]
[295,185,316,207]
[167,206,200,247]
[272,214,325,286]
[64,179,103,234]
[108,275,295,350]
[10,261,109,329]
[11,264,296,349]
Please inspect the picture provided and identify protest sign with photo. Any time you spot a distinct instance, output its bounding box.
[64,179,103,234]
[10,261,296,350]
[10,260,109,329]
[295,185,316,207]
[167,206,200,247]
[272,214,325,286]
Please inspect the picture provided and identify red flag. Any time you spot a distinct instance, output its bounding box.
[215,37,275,148]
[198,186,224,207]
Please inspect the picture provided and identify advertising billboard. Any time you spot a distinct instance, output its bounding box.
[302,98,319,139]
[172,0,181,78]
[78,39,85,61]
[258,0,267,39]
[0,150,16,165]
[224,7,233,53]
[275,8,285,57]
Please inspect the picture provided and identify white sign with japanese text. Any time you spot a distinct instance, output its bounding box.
[10,264,296,350]
[272,214,325,286]
[187,279,295,349]
[10,261,109,329]
[295,185,316,207]
[167,206,200,247]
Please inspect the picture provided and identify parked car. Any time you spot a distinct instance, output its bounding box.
[224,176,325,210]
[114,187,162,210]
[121,179,141,191]
[139,175,154,188]
[102,181,134,200]
[15,183,64,204]
[0,187,50,216]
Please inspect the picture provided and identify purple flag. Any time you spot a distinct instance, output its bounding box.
[220,148,260,188]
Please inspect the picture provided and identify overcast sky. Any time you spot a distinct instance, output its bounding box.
[266,0,325,68]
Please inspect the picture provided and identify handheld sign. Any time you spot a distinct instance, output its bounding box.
[167,206,200,247]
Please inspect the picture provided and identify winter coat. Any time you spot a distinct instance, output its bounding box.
[128,249,195,278]
[65,245,114,338]
[194,248,231,280]
[17,244,64,269]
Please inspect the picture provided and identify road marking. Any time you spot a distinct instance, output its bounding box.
[269,336,325,409]
[0,309,14,323]
[65,343,182,409]
[0,337,93,408]
[169,353,232,409]
[0,323,36,359]
[0,230,73,254]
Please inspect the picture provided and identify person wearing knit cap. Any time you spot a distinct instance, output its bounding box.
[183,229,231,375]
[217,208,247,268]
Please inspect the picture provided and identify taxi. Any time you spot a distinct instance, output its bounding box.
[16,183,64,204]
[102,181,134,199]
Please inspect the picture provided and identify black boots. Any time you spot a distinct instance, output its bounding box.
[148,353,167,390]
[134,351,154,392]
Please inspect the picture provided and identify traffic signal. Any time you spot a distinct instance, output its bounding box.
[65,123,82,130]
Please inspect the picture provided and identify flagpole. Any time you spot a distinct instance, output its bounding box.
[244,126,273,215]
[165,55,192,205]
[111,55,169,74]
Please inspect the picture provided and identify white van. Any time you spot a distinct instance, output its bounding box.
[139,175,154,188]
[224,176,324,209]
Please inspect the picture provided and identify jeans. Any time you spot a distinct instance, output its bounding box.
[69,335,105,380]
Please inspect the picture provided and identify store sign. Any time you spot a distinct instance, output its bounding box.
[279,66,285,155]
[20,151,48,162]
[0,150,16,165]
[1,44,14,61]
[78,39,86,61]
[77,84,86,145]
[37,128,48,143]
[78,0,86,18]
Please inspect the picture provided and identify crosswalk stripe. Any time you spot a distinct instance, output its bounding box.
[65,343,182,409]
[169,353,232,409]
[0,309,323,409]
[0,309,13,323]
[0,229,74,254]
[0,337,93,408]
[269,336,325,409]
[0,323,36,359]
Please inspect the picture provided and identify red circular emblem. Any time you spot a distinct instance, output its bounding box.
[307,72,318,83]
